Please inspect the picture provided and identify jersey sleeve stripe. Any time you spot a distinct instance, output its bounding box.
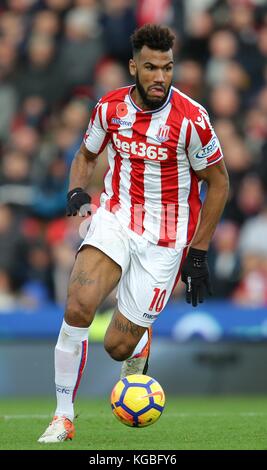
[99,102,108,131]
[84,103,109,155]
[207,147,222,163]
[206,152,224,167]
[185,119,192,155]
[98,104,105,131]
[98,133,111,155]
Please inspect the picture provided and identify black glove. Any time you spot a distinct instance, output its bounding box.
[66,187,91,216]
[181,247,212,307]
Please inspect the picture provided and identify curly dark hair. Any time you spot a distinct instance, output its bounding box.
[131,24,175,55]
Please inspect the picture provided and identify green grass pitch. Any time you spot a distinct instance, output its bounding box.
[0,396,267,450]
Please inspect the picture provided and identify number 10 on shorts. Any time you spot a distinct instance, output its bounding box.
[149,288,167,313]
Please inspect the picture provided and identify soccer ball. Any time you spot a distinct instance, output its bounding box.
[110,374,165,427]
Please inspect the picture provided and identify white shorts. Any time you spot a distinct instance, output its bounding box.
[79,207,186,327]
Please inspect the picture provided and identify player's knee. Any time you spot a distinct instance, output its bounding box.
[104,340,132,362]
[65,295,95,328]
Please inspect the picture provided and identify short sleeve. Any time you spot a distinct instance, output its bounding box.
[187,107,223,171]
[83,101,109,155]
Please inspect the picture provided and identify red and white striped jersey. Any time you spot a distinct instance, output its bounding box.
[84,85,223,249]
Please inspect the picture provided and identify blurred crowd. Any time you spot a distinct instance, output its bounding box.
[0,0,267,311]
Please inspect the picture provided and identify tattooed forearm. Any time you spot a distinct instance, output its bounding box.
[70,271,96,287]
[113,318,143,338]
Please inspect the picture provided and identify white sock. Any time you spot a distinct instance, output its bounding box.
[130,330,148,359]
[54,319,89,421]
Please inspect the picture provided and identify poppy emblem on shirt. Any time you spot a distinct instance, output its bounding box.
[116,102,128,118]
[156,124,170,143]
